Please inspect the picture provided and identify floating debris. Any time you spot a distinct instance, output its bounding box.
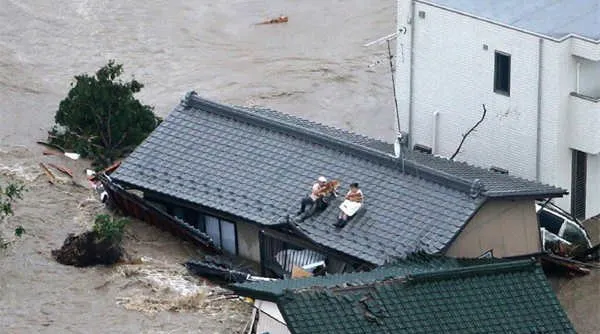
[257,15,288,25]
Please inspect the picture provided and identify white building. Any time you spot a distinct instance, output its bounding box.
[395,0,600,219]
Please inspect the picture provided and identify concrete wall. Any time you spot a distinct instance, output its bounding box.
[539,37,575,213]
[396,1,600,218]
[255,300,290,334]
[398,1,542,177]
[237,222,261,263]
[587,154,600,217]
[445,199,540,258]
[577,57,600,97]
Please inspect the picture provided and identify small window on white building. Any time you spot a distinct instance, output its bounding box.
[494,51,511,96]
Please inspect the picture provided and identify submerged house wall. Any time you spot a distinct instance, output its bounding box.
[142,190,257,258]
[446,199,540,258]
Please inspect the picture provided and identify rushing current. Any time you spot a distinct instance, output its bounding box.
[0,1,597,333]
[0,0,396,332]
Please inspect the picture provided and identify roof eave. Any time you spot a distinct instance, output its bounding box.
[110,176,284,227]
[229,285,281,302]
[484,190,568,199]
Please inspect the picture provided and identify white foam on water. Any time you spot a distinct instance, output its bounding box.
[136,267,202,297]
[0,164,41,182]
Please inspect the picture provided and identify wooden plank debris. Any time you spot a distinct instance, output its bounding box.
[47,163,74,178]
[39,163,56,184]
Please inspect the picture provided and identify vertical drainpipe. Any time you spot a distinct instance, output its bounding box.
[576,62,581,94]
[408,0,416,147]
[536,38,544,181]
[432,111,439,154]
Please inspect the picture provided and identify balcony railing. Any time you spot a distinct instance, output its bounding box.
[568,92,600,154]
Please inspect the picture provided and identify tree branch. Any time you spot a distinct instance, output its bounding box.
[450,104,487,160]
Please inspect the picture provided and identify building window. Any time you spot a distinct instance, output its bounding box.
[494,51,511,96]
[204,215,238,255]
[571,150,587,220]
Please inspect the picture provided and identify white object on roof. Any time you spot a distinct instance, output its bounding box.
[339,200,362,216]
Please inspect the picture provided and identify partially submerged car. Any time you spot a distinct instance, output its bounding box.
[537,202,593,257]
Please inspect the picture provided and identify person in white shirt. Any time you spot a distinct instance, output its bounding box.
[297,176,328,215]
[335,183,363,227]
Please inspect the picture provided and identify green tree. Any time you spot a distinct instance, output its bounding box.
[1,182,25,247]
[93,214,129,243]
[1,182,24,218]
[49,60,161,167]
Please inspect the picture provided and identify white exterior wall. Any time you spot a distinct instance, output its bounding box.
[587,154,600,216]
[255,300,291,334]
[538,40,574,212]
[398,2,542,178]
[396,1,600,218]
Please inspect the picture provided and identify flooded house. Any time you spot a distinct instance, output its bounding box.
[109,92,567,277]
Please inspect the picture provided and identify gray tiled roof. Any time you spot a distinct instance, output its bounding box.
[235,105,395,154]
[403,150,566,198]
[421,0,600,41]
[112,92,564,264]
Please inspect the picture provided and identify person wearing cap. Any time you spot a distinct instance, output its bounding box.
[297,176,329,215]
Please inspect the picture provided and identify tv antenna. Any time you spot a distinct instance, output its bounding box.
[364,32,402,157]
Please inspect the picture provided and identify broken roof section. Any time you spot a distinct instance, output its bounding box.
[245,259,574,334]
[112,92,566,264]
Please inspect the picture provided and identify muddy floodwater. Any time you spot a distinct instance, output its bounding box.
[0,0,598,333]
[0,0,395,332]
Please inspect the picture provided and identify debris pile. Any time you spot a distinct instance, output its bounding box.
[51,230,124,267]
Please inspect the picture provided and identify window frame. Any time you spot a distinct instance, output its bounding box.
[493,51,511,96]
[201,214,238,255]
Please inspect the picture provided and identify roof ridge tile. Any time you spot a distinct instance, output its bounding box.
[183,92,496,196]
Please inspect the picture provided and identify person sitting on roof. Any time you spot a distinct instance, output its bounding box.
[335,183,364,228]
[297,176,336,216]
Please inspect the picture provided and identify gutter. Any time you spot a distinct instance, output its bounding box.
[484,189,568,199]
[536,38,544,181]
[416,0,600,44]
[408,0,416,146]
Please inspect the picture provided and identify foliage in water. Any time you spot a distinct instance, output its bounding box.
[49,60,162,168]
[0,182,24,217]
[93,214,129,243]
[0,181,25,248]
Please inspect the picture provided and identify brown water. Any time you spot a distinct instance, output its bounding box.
[0,0,397,147]
[0,0,395,332]
[1,1,597,333]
